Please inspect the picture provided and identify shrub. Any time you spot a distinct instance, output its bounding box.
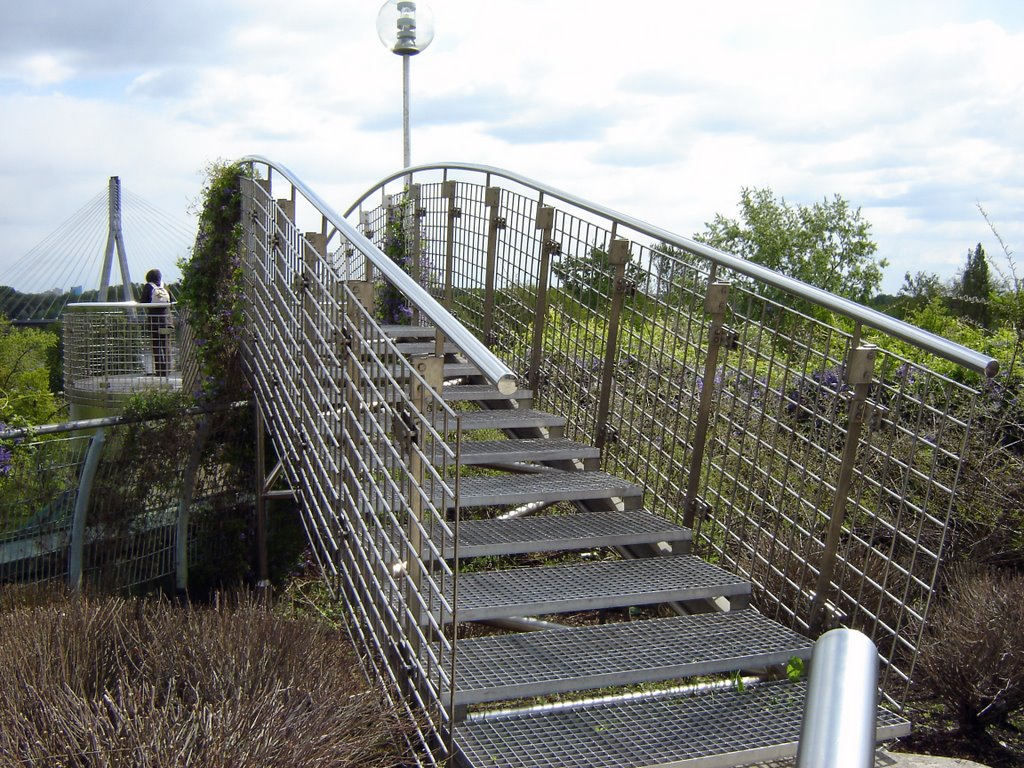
[915,567,1024,739]
[0,590,409,767]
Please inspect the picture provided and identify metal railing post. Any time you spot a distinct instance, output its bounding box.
[254,406,270,588]
[683,279,731,529]
[809,343,878,635]
[441,180,459,308]
[409,185,424,326]
[482,186,504,345]
[529,206,557,396]
[176,416,213,593]
[68,427,105,591]
[595,238,632,452]
[406,355,444,655]
[797,628,880,768]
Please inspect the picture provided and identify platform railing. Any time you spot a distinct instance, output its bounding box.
[239,169,464,764]
[63,301,181,412]
[346,162,998,707]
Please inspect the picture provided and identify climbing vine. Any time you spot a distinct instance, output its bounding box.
[377,195,415,325]
[176,161,248,400]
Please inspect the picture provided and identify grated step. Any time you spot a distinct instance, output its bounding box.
[441,471,643,510]
[440,384,533,403]
[378,324,438,340]
[443,509,689,559]
[444,408,565,432]
[451,609,811,706]
[454,680,910,768]
[440,555,750,622]
[392,361,481,380]
[444,438,598,466]
[392,341,461,355]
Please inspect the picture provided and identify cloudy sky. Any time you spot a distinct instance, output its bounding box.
[1,0,1022,293]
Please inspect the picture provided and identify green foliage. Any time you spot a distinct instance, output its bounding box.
[553,245,647,309]
[0,318,61,427]
[696,187,886,303]
[957,243,992,326]
[122,388,193,422]
[176,161,247,400]
[786,656,805,682]
[377,195,416,324]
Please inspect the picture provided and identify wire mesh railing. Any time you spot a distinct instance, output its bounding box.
[63,301,181,413]
[345,162,997,708]
[240,163,466,764]
[0,409,251,593]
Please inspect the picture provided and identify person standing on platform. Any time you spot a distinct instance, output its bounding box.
[140,269,172,376]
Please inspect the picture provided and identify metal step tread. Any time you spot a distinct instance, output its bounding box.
[448,408,565,432]
[393,341,460,355]
[450,609,810,705]
[441,555,750,622]
[449,438,597,466]
[440,385,533,403]
[447,471,643,509]
[380,361,479,380]
[379,324,438,339]
[454,680,910,768]
[444,509,689,558]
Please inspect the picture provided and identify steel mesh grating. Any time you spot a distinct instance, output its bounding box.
[455,680,910,768]
[453,609,812,702]
[450,471,644,508]
[452,509,689,554]
[443,555,750,621]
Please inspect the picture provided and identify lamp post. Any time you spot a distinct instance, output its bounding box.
[376,0,435,169]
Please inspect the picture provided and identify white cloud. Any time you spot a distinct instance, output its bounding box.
[0,0,1023,297]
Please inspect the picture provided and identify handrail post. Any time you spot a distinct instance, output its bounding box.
[595,238,632,452]
[809,343,878,635]
[254,406,270,588]
[528,206,557,396]
[797,628,880,768]
[481,186,503,345]
[406,355,443,656]
[441,180,459,308]
[409,185,424,325]
[682,279,731,529]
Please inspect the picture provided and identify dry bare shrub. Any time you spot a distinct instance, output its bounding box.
[0,590,408,767]
[915,567,1024,739]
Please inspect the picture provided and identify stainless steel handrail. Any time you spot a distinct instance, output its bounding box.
[348,162,999,378]
[797,628,880,768]
[242,155,518,395]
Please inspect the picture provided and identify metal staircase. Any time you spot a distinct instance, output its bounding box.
[231,159,961,768]
[381,325,909,768]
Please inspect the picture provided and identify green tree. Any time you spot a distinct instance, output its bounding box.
[554,245,647,309]
[0,318,60,427]
[956,243,992,327]
[696,187,887,302]
[891,270,948,319]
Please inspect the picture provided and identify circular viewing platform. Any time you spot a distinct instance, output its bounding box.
[63,302,183,418]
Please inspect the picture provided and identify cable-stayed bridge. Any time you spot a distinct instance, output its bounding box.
[0,177,194,323]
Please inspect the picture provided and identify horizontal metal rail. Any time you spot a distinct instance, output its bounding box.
[348,162,998,378]
[0,401,247,441]
[242,155,518,394]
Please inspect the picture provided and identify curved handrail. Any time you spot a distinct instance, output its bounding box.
[241,155,518,395]
[348,162,999,379]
